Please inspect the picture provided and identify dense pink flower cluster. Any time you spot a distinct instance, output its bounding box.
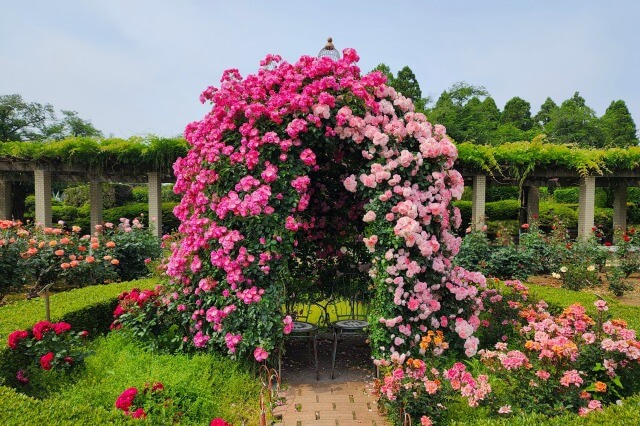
[167,48,485,363]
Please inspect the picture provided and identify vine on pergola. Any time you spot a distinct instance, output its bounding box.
[167,49,486,363]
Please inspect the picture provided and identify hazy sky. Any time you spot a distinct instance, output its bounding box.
[2,1,639,138]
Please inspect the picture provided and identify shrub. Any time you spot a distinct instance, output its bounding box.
[486,186,519,202]
[131,186,148,203]
[63,184,133,209]
[102,218,161,281]
[485,199,520,221]
[553,187,608,207]
[539,202,578,229]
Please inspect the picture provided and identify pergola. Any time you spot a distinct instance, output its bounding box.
[0,160,174,237]
[462,168,634,242]
[0,139,638,241]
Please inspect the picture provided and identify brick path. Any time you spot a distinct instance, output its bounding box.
[272,335,390,426]
[273,381,388,425]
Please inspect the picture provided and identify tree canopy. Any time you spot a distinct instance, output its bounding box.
[0,94,102,142]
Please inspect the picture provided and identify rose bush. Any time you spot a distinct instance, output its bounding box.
[159,48,485,365]
[6,320,89,385]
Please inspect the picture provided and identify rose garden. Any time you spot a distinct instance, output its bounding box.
[2,48,640,425]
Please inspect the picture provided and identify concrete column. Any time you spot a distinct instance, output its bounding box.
[34,169,52,227]
[471,175,486,231]
[527,186,540,221]
[0,180,12,220]
[577,176,596,239]
[613,183,628,241]
[148,172,162,238]
[89,181,103,231]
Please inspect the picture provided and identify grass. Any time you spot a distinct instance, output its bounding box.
[526,282,640,330]
[0,279,262,425]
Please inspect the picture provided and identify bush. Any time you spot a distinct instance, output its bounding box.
[486,186,519,202]
[104,218,162,281]
[485,199,521,221]
[553,187,608,207]
[131,186,148,203]
[539,202,578,229]
[63,184,134,209]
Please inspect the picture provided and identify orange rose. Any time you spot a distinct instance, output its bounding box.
[111,259,120,265]
[106,241,116,248]
[86,256,95,263]
[594,381,607,393]
[54,249,65,256]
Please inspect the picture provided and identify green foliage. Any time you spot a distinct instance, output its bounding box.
[546,92,605,148]
[485,199,520,221]
[109,223,161,282]
[486,186,519,202]
[0,385,134,425]
[63,184,135,209]
[501,96,534,131]
[0,136,188,175]
[600,100,639,148]
[0,279,157,342]
[539,202,578,229]
[0,94,56,142]
[553,187,609,207]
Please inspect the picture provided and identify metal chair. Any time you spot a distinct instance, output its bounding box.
[326,294,370,379]
[279,301,325,380]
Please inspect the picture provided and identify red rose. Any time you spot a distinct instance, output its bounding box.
[152,382,164,392]
[53,322,72,335]
[40,352,55,370]
[521,223,529,229]
[33,321,53,340]
[210,418,231,426]
[63,356,74,365]
[115,387,138,411]
[130,408,147,419]
[7,330,29,349]
[79,330,89,338]
[605,241,612,247]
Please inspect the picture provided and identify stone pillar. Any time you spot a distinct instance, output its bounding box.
[471,175,486,231]
[577,176,596,239]
[527,186,540,221]
[89,180,103,231]
[34,169,52,227]
[613,183,628,241]
[0,180,12,220]
[148,172,162,238]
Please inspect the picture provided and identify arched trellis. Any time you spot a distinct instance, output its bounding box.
[165,49,485,365]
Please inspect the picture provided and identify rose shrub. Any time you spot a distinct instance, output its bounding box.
[6,320,89,385]
[157,48,486,366]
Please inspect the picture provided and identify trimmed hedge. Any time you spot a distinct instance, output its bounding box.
[24,202,179,234]
[0,386,134,425]
[0,279,157,343]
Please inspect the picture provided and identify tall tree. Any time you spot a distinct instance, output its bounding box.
[501,96,533,131]
[0,94,55,141]
[427,82,490,143]
[546,92,605,147]
[371,64,429,112]
[600,100,639,148]
[534,97,558,129]
[53,110,103,139]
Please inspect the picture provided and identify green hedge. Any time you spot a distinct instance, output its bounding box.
[0,279,157,343]
[0,386,134,425]
[553,187,609,208]
[24,202,179,234]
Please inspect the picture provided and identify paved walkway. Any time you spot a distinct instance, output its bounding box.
[272,335,390,426]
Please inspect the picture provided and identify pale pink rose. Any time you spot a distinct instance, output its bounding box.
[363,211,376,222]
[343,175,357,192]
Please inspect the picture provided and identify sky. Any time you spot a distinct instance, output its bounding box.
[1,1,639,139]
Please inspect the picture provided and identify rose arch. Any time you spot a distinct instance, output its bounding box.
[166,49,486,364]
